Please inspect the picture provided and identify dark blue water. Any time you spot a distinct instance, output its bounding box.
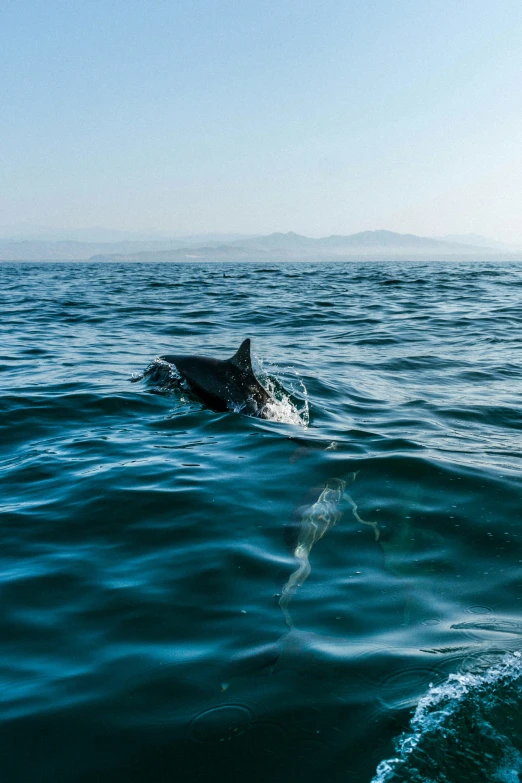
[2,260,522,782]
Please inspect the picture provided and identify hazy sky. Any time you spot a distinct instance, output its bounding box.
[2,1,522,241]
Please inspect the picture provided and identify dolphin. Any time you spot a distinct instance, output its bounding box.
[158,338,275,418]
[220,476,352,688]
[279,476,348,629]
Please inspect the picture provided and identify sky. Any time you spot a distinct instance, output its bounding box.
[2,0,522,242]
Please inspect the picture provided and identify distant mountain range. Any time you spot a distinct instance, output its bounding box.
[0,230,519,261]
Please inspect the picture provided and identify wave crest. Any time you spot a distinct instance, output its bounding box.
[372,652,522,783]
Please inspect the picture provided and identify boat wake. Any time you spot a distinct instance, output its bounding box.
[372,651,522,783]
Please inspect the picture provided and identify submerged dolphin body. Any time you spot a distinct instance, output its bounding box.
[221,476,352,687]
[279,476,348,629]
[160,338,274,418]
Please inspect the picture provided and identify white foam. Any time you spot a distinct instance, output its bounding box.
[229,391,308,426]
[372,651,522,783]
[253,357,309,426]
[138,358,186,391]
[259,392,308,426]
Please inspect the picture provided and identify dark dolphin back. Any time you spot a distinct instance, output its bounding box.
[160,338,273,416]
[230,338,273,409]
[229,338,253,372]
[168,355,235,412]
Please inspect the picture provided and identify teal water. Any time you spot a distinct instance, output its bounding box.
[1,260,522,782]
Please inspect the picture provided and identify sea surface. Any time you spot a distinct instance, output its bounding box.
[1,259,522,783]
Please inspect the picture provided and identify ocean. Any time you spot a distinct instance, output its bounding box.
[1,259,522,782]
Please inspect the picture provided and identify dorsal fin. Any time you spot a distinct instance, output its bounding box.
[229,338,252,372]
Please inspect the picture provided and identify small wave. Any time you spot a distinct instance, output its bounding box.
[131,358,184,392]
[451,620,522,636]
[372,651,522,783]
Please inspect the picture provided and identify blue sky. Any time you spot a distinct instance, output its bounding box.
[2,0,522,240]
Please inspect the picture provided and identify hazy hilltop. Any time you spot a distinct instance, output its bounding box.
[89,230,511,262]
[0,229,517,262]
[0,233,254,261]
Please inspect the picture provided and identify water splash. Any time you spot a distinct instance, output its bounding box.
[372,651,522,783]
[131,357,184,390]
[252,355,309,426]
[255,374,309,426]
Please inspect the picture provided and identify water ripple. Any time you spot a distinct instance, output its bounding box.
[1,259,522,782]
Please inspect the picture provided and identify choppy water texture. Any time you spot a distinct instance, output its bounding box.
[1,259,522,783]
